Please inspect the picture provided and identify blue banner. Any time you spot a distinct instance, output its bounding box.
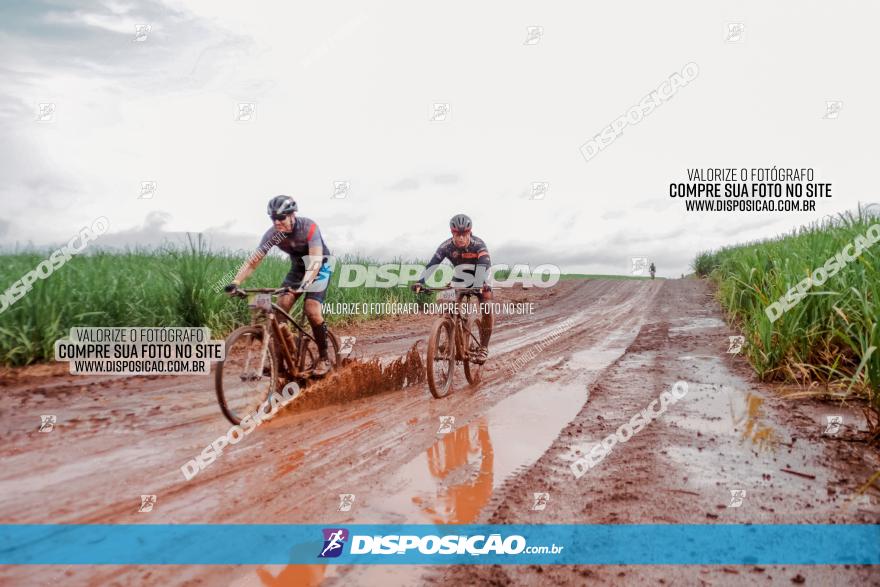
[1,524,877,565]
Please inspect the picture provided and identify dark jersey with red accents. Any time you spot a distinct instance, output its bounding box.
[420,234,491,286]
[258,216,331,271]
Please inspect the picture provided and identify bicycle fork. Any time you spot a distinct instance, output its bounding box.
[267,315,298,378]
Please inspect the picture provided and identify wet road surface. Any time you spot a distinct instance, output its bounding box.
[1,279,878,586]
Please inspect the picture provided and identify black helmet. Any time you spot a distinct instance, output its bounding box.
[450,213,472,232]
[267,195,297,219]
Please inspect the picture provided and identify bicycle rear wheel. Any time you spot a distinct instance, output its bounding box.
[298,329,341,375]
[215,325,277,425]
[427,318,455,398]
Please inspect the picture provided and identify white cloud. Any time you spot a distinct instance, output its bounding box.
[1,1,878,277]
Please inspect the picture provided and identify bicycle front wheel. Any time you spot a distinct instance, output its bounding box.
[426,318,455,398]
[463,314,484,386]
[215,325,277,425]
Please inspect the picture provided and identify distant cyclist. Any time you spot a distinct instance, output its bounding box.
[411,214,493,364]
[225,195,333,376]
[649,262,656,280]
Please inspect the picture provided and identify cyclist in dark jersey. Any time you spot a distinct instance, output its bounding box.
[225,195,334,376]
[412,214,494,364]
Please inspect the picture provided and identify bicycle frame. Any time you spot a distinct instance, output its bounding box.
[426,287,484,361]
[240,288,316,379]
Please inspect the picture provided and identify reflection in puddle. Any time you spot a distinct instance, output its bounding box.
[249,538,342,587]
[253,362,598,586]
[413,417,494,524]
[251,420,497,587]
[375,380,589,525]
[663,356,784,454]
[730,391,780,451]
[341,375,597,585]
[255,564,326,587]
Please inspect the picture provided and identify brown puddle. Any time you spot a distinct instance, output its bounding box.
[375,379,590,524]
[734,392,782,451]
[661,381,792,488]
[659,356,831,498]
[253,564,328,587]
[410,418,495,523]
[327,356,610,585]
[249,343,613,585]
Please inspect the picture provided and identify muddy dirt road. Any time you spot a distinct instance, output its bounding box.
[1,279,878,586]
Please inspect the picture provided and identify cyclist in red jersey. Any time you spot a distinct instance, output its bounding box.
[412,214,494,364]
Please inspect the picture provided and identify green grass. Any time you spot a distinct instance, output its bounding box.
[0,236,425,367]
[694,205,880,411]
[692,252,719,278]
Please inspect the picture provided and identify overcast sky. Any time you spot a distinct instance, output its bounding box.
[1,1,878,276]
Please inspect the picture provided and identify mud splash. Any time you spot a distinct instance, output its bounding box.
[286,342,424,413]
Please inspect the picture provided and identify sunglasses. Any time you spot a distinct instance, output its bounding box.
[271,214,291,221]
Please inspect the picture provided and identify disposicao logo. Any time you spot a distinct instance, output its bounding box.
[319,528,349,558]
[314,530,553,558]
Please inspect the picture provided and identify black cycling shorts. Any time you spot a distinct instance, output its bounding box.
[281,262,332,303]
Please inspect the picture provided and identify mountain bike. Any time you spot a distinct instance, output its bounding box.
[420,286,486,398]
[215,287,340,425]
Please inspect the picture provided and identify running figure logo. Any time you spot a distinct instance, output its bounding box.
[235,103,256,122]
[530,182,549,200]
[728,489,746,508]
[532,492,549,511]
[332,181,351,199]
[631,257,649,276]
[139,181,157,200]
[139,495,157,512]
[727,335,745,355]
[339,336,356,357]
[726,23,744,43]
[37,103,56,122]
[430,103,450,122]
[318,528,349,558]
[523,26,544,45]
[823,101,843,120]
[133,24,151,42]
[337,493,355,512]
[824,415,843,435]
[437,415,455,434]
[39,415,57,432]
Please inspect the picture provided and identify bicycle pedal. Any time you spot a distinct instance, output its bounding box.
[469,351,488,365]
